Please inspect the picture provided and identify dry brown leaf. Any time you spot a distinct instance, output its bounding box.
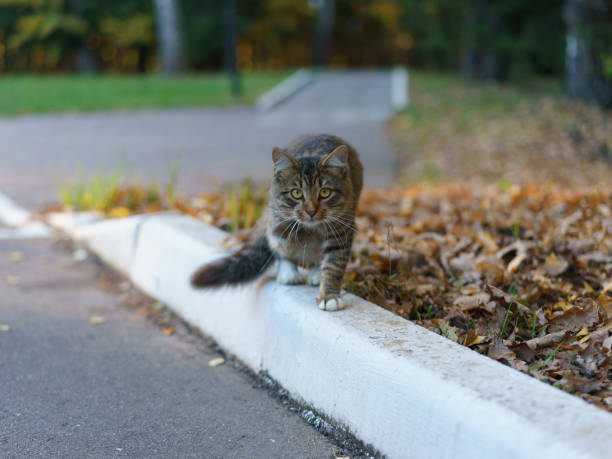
[543,253,569,276]
[454,293,495,314]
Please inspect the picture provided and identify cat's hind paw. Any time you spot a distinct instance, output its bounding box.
[317,296,345,311]
[306,268,321,286]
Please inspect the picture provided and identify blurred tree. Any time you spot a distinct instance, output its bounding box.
[154,0,184,73]
[67,0,97,72]
[1,0,87,72]
[181,0,223,70]
[564,0,612,107]
[312,0,335,67]
[222,0,241,95]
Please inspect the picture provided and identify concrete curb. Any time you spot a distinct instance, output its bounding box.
[0,189,51,239]
[47,211,612,459]
[391,67,409,110]
[255,69,313,112]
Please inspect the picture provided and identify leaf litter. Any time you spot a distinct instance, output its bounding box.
[346,184,612,411]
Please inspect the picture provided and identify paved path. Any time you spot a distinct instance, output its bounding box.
[0,70,396,209]
[0,239,339,457]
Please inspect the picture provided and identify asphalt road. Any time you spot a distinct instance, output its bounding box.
[0,70,396,209]
[0,238,341,458]
[0,71,393,457]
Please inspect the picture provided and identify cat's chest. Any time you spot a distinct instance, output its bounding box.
[268,228,324,264]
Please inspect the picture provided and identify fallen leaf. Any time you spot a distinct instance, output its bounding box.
[162,326,175,336]
[89,316,105,325]
[598,294,612,318]
[208,357,225,367]
[550,300,599,328]
[522,331,568,350]
[10,252,23,262]
[438,320,459,342]
[454,293,495,314]
[543,253,569,276]
[108,206,131,219]
[467,334,487,347]
[6,276,19,285]
[0,324,10,332]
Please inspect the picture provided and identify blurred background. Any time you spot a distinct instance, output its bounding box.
[0,0,610,208]
[0,0,609,92]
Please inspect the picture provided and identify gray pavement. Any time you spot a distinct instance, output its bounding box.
[0,70,396,209]
[0,238,340,458]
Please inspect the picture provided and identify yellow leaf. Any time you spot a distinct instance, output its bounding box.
[583,281,594,293]
[89,316,105,325]
[108,206,130,219]
[10,252,23,262]
[602,280,612,295]
[208,357,225,367]
[467,335,487,347]
[162,326,175,336]
[6,276,19,285]
[0,324,10,332]
[576,327,589,338]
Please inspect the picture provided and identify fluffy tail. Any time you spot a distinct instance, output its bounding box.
[190,236,274,287]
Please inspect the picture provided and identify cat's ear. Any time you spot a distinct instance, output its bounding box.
[272,147,299,171]
[320,145,349,167]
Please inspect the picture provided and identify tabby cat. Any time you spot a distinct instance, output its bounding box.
[190,133,363,311]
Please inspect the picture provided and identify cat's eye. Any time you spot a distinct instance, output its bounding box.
[319,187,331,199]
[290,189,303,199]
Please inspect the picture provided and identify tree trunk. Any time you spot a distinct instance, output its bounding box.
[154,0,185,74]
[313,0,335,67]
[461,0,502,81]
[564,0,612,107]
[68,0,98,73]
[222,0,242,96]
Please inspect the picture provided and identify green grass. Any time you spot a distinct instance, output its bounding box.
[401,70,564,128]
[0,71,290,115]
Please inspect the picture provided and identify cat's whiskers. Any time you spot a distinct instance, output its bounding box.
[328,215,358,233]
[324,220,345,249]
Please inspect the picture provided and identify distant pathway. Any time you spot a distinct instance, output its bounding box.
[0,70,397,209]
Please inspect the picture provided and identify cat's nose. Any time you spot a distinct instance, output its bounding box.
[305,208,317,217]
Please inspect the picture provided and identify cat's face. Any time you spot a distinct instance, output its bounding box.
[271,146,353,230]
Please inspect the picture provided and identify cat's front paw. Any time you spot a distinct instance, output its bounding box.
[306,267,321,286]
[317,295,345,311]
[277,260,303,285]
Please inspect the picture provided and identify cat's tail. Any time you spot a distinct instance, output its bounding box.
[190,236,274,287]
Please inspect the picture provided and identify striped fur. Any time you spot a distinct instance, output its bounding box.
[191,134,363,309]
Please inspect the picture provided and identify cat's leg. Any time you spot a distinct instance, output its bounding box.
[317,240,352,311]
[276,258,303,285]
[306,266,321,286]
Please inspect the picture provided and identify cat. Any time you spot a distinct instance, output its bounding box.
[190,133,363,311]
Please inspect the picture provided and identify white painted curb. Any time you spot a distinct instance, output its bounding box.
[0,189,51,239]
[391,66,409,110]
[255,69,313,112]
[49,212,612,459]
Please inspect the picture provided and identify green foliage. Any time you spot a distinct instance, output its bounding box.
[223,178,267,232]
[0,0,607,84]
[59,167,123,212]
